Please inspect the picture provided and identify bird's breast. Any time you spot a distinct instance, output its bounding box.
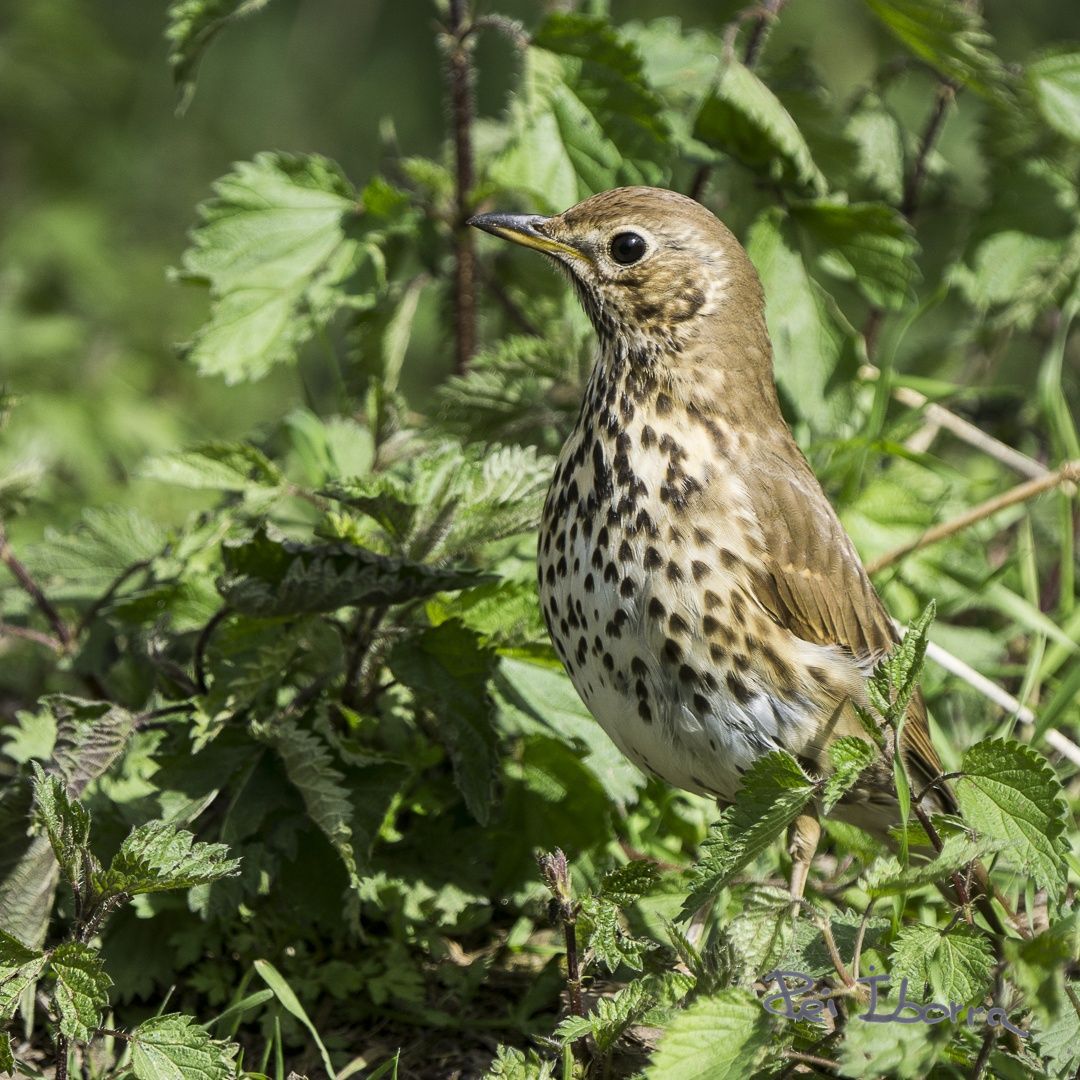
[537,398,827,802]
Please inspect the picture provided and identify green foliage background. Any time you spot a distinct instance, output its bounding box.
[1,0,1079,1077]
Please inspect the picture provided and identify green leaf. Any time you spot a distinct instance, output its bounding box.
[166,0,273,112]
[489,14,671,209]
[252,959,336,1079]
[177,153,383,383]
[556,978,654,1053]
[746,207,860,433]
[130,1013,239,1080]
[839,1009,951,1078]
[860,833,1001,897]
[954,738,1068,897]
[694,61,826,194]
[822,736,877,813]
[890,924,994,1006]
[0,1031,12,1073]
[867,600,935,724]
[140,442,285,498]
[50,941,112,1042]
[0,929,47,1021]
[96,820,239,897]
[389,622,498,825]
[863,0,1006,97]
[483,1046,554,1080]
[646,988,775,1079]
[598,861,661,905]
[217,526,488,617]
[1027,51,1080,142]
[251,717,361,893]
[791,200,919,310]
[578,896,650,973]
[47,697,141,797]
[685,751,815,910]
[31,764,95,895]
[494,658,645,805]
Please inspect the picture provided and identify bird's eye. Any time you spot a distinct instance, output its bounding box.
[609,232,647,265]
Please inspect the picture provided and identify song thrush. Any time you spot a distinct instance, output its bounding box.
[470,187,953,900]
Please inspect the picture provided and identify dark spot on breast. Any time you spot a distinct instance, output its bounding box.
[655,393,673,416]
[704,590,722,610]
[678,664,696,684]
[666,561,683,583]
[584,573,595,593]
[641,425,656,449]
[703,614,719,635]
[709,642,725,662]
[648,597,665,618]
[726,672,752,705]
[644,546,662,569]
[669,613,690,636]
[691,560,709,582]
[619,576,636,598]
[638,701,653,723]
[631,656,647,676]
[618,539,632,561]
[663,639,682,662]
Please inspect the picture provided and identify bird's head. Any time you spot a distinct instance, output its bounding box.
[469,186,766,354]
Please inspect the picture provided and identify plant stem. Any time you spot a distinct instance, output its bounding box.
[867,460,1080,573]
[193,606,230,694]
[0,525,72,648]
[55,1035,69,1080]
[901,82,956,222]
[689,0,787,201]
[0,621,64,652]
[443,0,477,375]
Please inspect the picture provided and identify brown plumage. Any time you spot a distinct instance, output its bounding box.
[470,187,955,894]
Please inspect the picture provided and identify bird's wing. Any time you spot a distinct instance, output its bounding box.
[738,438,945,792]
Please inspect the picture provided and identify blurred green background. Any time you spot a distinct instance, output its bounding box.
[2,0,1078,543]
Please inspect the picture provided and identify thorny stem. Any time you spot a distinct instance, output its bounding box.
[442,0,478,375]
[867,460,1080,573]
[689,0,788,201]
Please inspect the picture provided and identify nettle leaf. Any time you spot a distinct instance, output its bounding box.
[31,764,96,894]
[863,0,1006,97]
[177,154,406,383]
[130,1013,238,1080]
[217,526,486,617]
[0,1031,12,1073]
[746,207,860,433]
[141,441,285,499]
[166,0,272,111]
[839,1010,951,1079]
[846,97,906,203]
[204,615,312,715]
[252,717,362,892]
[389,622,498,825]
[791,200,920,310]
[48,696,140,797]
[96,821,239,897]
[954,738,1068,896]
[646,988,775,1079]
[26,508,166,601]
[890,924,993,1006]
[556,978,653,1054]
[489,13,670,209]
[694,61,826,194]
[1027,51,1080,142]
[823,736,877,813]
[484,1046,555,1080]
[724,886,797,981]
[50,941,112,1042]
[685,751,815,910]
[579,896,650,973]
[867,601,935,724]
[0,929,47,1021]
[860,833,1001,898]
[598,861,661,905]
[326,443,551,562]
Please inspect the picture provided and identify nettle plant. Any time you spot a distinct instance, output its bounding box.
[1,0,1079,1077]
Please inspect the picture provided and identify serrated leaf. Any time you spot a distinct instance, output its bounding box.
[177,154,405,383]
[890,924,994,1006]
[863,0,1007,97]
[746,207,860,433]
[0,929,47,1021]
[251,718,361,893]
[823,736,877,812]
[0,1031,12,1073]
[646,988,774,1079]
[96,821,239,897]
[166,0,273,111]
[724,887,798,981]
[1027,51,1080,142]
[141,442,285,497]
[130,1013,238,1080]
[483,1046,554,1080]
[47,696,140,797]
[217,526,487,617]
[860,833,1001,897]
[685,751,815,910]
[490,14,671,208]
[839,1010,951,1078]
[556,978,654,1053]
[389,622,498,825]
[204,615,311,715]
[598,861,661,905]
[579,896,649,973]
[792,200,920,310]
[50,941,112,1042]
[954,738,1068,897]
[694,60,826,194]
[31,764,95,895]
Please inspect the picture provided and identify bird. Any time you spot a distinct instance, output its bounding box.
[468,187,979,909]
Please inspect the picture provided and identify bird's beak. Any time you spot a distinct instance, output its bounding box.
[467,212,586,263]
